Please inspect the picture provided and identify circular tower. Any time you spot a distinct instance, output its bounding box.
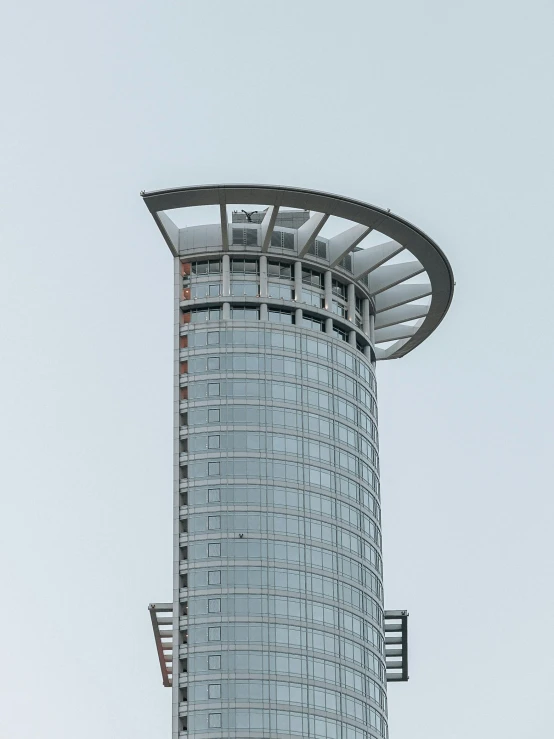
[143,184,454,739]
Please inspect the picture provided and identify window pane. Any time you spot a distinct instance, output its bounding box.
[208,684,221,699]
[208,655,221,670]
[208,462,220,475]
[208,598,221,613]
[208,713,222,728]
[269,283,293,300]
[231,280,259,296]
[283,232,295,250]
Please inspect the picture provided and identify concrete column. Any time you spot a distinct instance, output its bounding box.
[259,255,268,297]
[325,317,333,335]
[348,330,357,347]
[324,270,333,311]
[347,283,356,323]
[295,308,303,326]
[260,303,268,321]
[294,260,302,302]
[222,254,230,297]
[369,314,375,344]
[362,298,371,336]
[364,345,372,361]
[222,302,231,320]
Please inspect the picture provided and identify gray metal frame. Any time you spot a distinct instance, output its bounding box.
[149,602,174,687]
[384,610,409,682]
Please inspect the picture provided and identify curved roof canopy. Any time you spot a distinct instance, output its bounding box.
[142,184,454,360]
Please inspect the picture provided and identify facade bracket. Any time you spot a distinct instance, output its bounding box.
[149,602,174,688]
[384,610,409,682]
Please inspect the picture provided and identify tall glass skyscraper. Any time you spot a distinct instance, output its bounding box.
[143,185,454,739]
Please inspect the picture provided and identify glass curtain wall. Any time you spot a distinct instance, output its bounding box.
[178,259,386,739]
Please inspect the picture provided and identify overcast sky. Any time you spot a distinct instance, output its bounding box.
[1,1,553,737]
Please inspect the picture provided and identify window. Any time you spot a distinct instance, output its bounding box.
[303,315,324,332]
[208,655,221,670]
[208,684,221,699]
[208,383,220,396]
[302,269,323,288]
[208,627,221,642]
[208,436,220,449]
[332,301,347,317]
[340,254,353,272]
[207,331,219,345]
[208,598,221,613]
[268,283,293,300]
[207,357,220,371]
[191,283,221,299]
[208,543,221,557]
[208,488,221,502]
[208,409,220,423]
[332,280,347,299]
[283,233,295,250]
[208,516,221,530]
[268,309,294,324]
[231,259,258,274]
[208,462,220,476]
[333,326,348,342]
[231,280,259,297]
[208,713,222,728]
[231,306,259,320]
[268,261,293,279]
[188,307,221,323]
[232,228,258,246]
[270,230,295,249]
[303,288,324,308]
[191,260,221,275]
[208,570,221,585]
[307,239,328,259]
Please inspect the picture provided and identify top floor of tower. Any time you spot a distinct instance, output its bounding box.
[142,184,454,360]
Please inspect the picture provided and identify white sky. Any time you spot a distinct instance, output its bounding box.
[1,1,553,738]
